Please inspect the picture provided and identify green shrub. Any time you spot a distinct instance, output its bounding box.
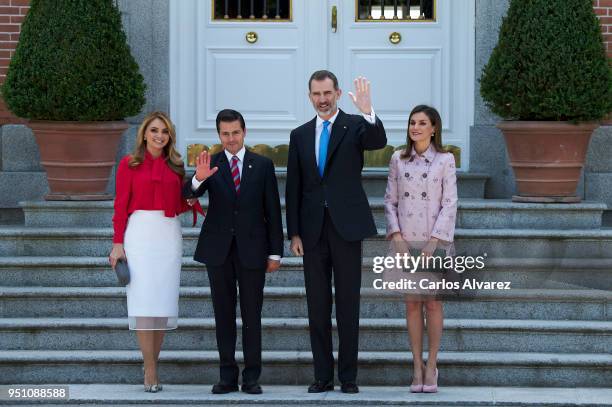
[2,0,145,121]
[480,0,612,122]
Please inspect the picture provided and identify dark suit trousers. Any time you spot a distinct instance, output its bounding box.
[206,238,266,385]
[303,209,362,383]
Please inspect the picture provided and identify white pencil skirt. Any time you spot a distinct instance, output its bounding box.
[124,210,182,330]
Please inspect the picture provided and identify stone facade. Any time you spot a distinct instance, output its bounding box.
[470,0,612,205]
[0,0,611,212]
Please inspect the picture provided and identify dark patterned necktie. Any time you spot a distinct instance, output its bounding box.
[231,156,240,194]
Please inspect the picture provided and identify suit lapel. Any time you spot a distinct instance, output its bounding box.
[303,117,321,181]
[324,110,349,175]
[217,153,237,198]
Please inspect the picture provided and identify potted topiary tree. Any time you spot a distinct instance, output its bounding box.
[480,0,612,202]
[2,0,145,200]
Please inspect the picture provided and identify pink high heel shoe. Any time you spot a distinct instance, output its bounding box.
[422,368,438,393]
[409,383,424,393]
[409,363,426,393]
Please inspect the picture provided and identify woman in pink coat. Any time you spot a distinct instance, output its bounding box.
[383,105,458,393]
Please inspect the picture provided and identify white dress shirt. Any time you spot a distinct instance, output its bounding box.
[191,146,280,261]
[315,108,377,166]
[224,146,246,177]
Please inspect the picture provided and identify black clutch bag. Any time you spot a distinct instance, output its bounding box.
[114,258,130,286]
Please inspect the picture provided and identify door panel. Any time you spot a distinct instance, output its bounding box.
[347,48,442,120]
[331,1,448,142]
[170,0,474,169]
[205,49,299,121]
[171,0,314,155]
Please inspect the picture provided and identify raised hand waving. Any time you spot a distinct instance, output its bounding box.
[195,150,218,182]
[348,76,372,115]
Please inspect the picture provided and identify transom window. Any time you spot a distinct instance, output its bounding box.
[213,0,292,21]
[357,0,435,21]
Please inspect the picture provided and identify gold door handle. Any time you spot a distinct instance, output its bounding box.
[389,32,401,44]
[331,6,337,33]
[246,31,258,44]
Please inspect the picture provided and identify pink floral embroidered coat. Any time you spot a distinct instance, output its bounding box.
[384,145,458,251]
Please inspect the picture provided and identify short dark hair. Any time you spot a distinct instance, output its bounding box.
[308,70,339,91]
[216,109,245,133]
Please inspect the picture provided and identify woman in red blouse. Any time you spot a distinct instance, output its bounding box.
[109,111,202,392]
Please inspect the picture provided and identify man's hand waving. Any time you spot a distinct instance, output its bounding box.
[348,76,372,115]
[195,150,218,182]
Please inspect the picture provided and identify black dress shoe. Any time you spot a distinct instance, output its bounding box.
[211,382,239,394]
[340,382,359,393]
[308,380,334,393]
[241,382,263,394]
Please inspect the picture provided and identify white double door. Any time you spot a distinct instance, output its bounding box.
[170,0,474,169]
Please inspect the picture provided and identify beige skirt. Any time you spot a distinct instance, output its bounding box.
[382,240,454,300]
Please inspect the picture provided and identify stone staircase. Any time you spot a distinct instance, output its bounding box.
[0,171,611,405]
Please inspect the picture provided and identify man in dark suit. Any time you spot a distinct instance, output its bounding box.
[184,109,283,395]
[285,71,387,393]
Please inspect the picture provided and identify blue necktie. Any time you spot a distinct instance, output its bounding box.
[318,120,331,177]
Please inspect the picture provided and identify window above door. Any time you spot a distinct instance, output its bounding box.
[213,0,292,21]
[356,0,435,21]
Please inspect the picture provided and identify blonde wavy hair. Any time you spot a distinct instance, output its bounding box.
[129,111,185,178]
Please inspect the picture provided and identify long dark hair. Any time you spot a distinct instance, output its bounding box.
[401,105,445,159]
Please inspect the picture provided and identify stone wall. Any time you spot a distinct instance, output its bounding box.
[0,0,29,125]
[0,0,611,211]
[0,0,168,209]
[471,0,612,208]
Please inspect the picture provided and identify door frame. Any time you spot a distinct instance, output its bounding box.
[169,0,475,170]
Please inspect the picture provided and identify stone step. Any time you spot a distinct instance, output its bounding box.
[2,227,612,259]
[1,256,610,290]
[19,198,606,229]
[1,350,610,387]
[2,317,610,354]
[0,169,488,219]
[276,170,489,200]
[6,384,609,406]
[366,228,612,260]
[1,287,609,320]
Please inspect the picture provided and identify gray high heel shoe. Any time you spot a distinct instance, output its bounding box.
[142,364,163,392]
[144,383,160,393]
